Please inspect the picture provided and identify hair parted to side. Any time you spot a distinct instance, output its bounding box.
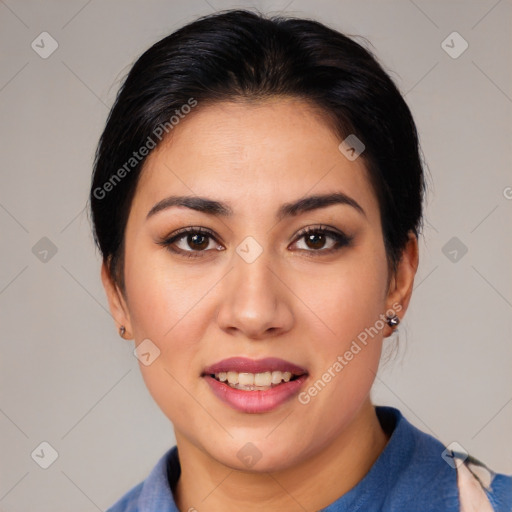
[89,9,426,294]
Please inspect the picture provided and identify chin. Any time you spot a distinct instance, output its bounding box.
[201,435,307,474]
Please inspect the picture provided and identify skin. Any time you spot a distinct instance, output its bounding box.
[102,97,419,511]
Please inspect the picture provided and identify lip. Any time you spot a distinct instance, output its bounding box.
[202,357,308,414]
[203,374,309,413]
[202,357,307,376]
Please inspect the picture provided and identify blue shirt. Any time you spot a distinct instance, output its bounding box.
[107,406,512,511]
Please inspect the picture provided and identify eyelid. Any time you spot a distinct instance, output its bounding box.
[293,224,348,240]
[156,226,222,258]
[162,225,218,241]
[289,225,352,251]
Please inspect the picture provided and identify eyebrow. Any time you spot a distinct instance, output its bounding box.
[146,192,366,221]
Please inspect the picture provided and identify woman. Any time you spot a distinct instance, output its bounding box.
[89,9,512,512]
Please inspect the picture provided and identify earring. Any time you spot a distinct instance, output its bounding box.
[386,314,400,328]
[119,325,126,338]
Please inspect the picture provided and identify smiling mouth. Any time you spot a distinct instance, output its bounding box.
[207,370,304,391]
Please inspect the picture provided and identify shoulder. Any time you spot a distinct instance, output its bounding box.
[377,407,460,510]
[105,446,178,512]
[454,452,512,512]
[106,481,144,512]
[376,407,512,511]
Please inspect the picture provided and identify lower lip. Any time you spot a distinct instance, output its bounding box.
[203,374,308,413]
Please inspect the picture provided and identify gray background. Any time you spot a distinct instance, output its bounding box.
[1,0,511,510]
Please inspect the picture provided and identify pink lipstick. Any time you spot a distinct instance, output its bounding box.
[202,357,308,414]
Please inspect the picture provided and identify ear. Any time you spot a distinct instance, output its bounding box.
[384,231,419,335]
[101,261,133,339]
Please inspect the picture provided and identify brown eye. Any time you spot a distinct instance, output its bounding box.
[158,227,223,258]
[304,231,328,250]
[292,226,353,254]
[186,233,209,250]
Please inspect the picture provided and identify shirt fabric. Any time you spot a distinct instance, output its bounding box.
[106,406,512,512]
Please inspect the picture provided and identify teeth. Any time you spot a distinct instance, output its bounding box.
[271,371,283,385]
[238,373,254,386]
[254,371,271,386]
[212,370,298,390]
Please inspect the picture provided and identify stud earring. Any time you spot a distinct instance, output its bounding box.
[386,314,400,328]
[119,325,126,338]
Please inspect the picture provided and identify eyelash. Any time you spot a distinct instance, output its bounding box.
[157,225,353,259]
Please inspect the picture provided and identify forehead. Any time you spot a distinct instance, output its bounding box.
[132,98,379,222]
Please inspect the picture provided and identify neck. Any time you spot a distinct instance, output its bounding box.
[174,399,389,511]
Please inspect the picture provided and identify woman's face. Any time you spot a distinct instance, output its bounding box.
[104,98,412,472]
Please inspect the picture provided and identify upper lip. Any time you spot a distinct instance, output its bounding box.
[202,357,308,376]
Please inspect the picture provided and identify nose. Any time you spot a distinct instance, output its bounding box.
[215,249,294,340]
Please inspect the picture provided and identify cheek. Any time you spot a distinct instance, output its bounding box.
[294,241,388,411]
[295,241,388,350]
[122,250,202,385]
[123,252,214,424]
[124,246,211,340]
